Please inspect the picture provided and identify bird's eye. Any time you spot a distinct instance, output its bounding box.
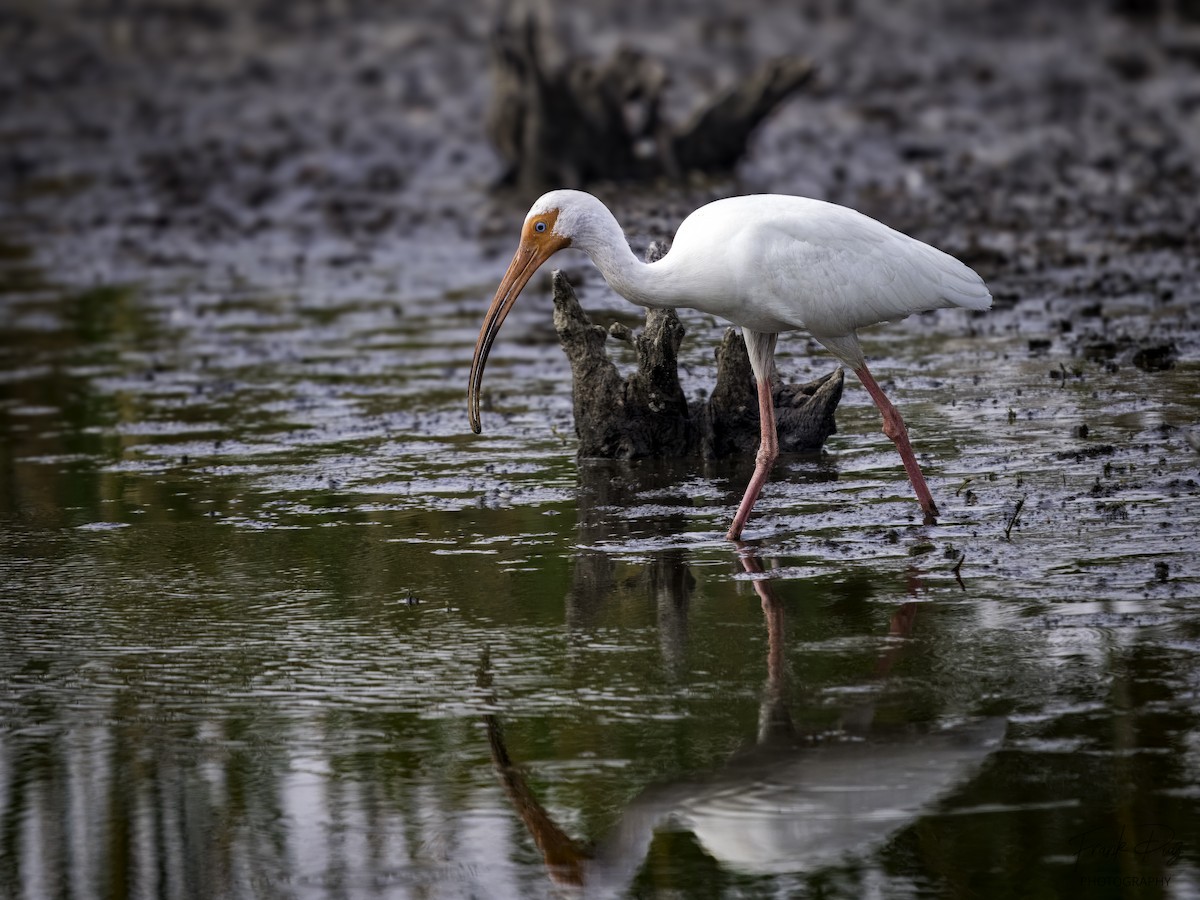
[534,221,547,233]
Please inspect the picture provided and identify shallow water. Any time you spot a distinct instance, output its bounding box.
[2,226,1199,899]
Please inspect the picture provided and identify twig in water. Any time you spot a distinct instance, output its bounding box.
[952,552,966,591]
[1004,495,1027,540]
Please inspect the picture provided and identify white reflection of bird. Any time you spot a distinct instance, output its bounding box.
[468,190,991,540]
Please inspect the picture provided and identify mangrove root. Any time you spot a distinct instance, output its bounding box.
[488,13,814,189]
[550,241,842,460]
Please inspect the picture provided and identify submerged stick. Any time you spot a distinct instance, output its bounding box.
[1004,495,1026,540]
[951,552,966,591]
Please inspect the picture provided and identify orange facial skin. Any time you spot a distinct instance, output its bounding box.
[468,209,570,433]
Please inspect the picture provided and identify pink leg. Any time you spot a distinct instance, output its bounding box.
[726,375,779,541]
[855,364,939,523]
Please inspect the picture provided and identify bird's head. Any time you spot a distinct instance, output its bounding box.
[467,192,585,433]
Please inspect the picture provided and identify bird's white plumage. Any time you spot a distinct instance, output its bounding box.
[479,189,992,537]
[529,190,990,368]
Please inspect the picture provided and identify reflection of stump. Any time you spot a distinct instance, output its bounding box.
[488,15,814,189]
[552,242,842,460]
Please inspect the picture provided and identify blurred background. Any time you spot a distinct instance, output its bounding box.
[3,0,1198,298]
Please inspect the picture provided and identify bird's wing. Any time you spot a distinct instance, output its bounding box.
[744,204,990,338]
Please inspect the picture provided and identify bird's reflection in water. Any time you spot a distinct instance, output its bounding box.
[478,544,1005,894]
[477,651,589,888]
[566,458,842,675]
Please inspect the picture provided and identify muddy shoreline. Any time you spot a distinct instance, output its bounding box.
[3,2,1198,329]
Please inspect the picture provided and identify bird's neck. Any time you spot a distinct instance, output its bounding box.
[575,208,673,310]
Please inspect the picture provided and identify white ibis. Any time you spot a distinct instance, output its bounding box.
[468,190,991,540]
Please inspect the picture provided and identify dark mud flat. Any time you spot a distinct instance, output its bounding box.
[2,2,1200,898]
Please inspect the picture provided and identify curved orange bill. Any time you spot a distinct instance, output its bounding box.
[468,235,567,433]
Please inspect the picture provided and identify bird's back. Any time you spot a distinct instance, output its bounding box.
[665,195,991,339]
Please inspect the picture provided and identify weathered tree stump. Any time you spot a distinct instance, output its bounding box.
[488,14,814,189]
[551,242,843,460]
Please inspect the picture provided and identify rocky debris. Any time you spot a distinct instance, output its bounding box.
[1131,342,1177,371]
[1080,336,1179,371]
